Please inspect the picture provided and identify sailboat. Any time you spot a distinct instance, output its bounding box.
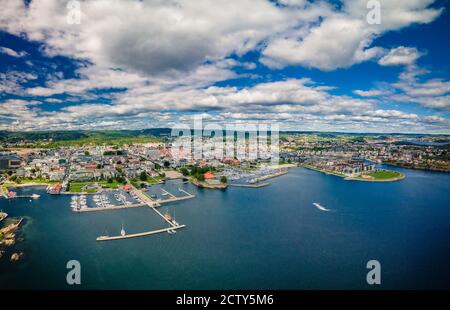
[172,209,179,226]
[120,224,126,236]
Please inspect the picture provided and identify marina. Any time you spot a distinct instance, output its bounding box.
[70,182,195,241]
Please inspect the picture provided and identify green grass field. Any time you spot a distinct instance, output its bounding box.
[68,182,98,193]
[98,180,121,189]
[364,170,403,180]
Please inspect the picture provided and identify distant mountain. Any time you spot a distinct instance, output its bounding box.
[0,129,172,143]
[0,129,447,143]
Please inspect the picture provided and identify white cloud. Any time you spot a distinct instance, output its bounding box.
[262,0,442,70]
[378,46,424,66]
[0,0,448,133]
[353,89,388,97]
[0,46,27,58]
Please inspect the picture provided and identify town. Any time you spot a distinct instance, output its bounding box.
[0,132,449,196]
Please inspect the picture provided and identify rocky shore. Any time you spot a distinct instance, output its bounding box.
[0,217,24,263]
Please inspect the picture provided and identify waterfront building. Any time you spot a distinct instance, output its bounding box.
[0,154,22,171]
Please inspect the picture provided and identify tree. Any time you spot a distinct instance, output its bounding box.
[181,167,189,176]
[139,171,148,181]
[107,177,113,184]
[220,176,227,183]
[84,151,90,156]
[196,173,205,182]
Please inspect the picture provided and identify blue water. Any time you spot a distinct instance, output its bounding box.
[1,166,449,289]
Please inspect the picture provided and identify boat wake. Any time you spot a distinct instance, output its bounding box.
[313,203,331,212]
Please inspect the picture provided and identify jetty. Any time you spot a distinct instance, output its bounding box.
[96,225,186,241]
[248,170,288,184]
[93,181,190,242]
[158,188,195,204]
[73,203,146,213]
[7,194,40,199]
[229,183,269,188]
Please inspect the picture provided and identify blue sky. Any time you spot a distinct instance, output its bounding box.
[0,0,449,133]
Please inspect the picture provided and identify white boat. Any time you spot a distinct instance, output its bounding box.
[31,194,40,199]
[313,202,331,212]
[120,224,126,236]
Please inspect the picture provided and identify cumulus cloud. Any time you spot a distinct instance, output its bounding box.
[262,0,442,70]
[378,46,424,66]
[0,0,448,133]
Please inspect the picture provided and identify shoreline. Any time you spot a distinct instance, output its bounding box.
[228,183,270,188]
[190,179,228,189]
[381,161,450,173]
[248,169,289,184]
[302,165,405,182]
[345,174,406,182]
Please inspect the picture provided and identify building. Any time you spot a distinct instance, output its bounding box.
[0,154,22,171]
[204,171,215,180]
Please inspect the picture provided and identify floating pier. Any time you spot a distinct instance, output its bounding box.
[93,183,190,242]
[73,203,146,213]
[6,194,40,199]
[96,225,186,241]
[158,194,195,204]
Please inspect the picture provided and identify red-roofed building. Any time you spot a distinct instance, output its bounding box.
[123,184,132,192]
[204,171,215,180]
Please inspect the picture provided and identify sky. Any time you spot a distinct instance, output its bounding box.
[0,0,449,133]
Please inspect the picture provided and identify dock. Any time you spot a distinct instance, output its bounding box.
[73,203,146,213]
[248,170,288,184]
[93,181,189,242]
[7,194,40,199]
[228,183,269,188]
[96,225,186,241]
[158,188,195,204]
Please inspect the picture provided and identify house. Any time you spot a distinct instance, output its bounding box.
[204,171,215,180]
[0,154,22,171]
[49,171,65,181]
[123,184,132,192]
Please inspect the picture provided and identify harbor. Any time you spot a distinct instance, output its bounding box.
[1,165,449,289]
[68,180,194,241]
